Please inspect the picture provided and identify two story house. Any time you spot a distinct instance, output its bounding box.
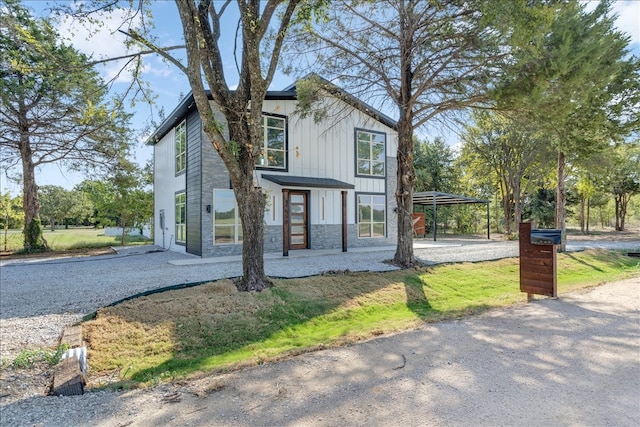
[147,79,398,257]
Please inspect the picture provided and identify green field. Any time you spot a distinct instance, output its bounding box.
[1,227,151,252]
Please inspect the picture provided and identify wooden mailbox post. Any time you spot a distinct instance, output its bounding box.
[519,222,558,299]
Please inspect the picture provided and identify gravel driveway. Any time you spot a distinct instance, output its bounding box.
[1,278,638,426]
[3,238,638,318]
[0,237,638,425]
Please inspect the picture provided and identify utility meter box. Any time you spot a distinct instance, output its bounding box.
[530,228,565,245]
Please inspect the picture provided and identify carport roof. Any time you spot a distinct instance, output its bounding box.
[413,191,489,206]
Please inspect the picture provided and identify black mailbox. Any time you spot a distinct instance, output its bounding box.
[530,228,565,245]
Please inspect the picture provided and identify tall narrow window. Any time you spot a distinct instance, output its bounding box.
[175,192,186,244]
[356,129,386,177]
[175,120,186,174]
[357,194,386,238]
[214,189,243,244]
[257,115,287,169]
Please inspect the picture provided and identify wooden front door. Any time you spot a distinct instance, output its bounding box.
[289,191,309,249]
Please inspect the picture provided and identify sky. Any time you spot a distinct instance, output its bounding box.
[2,0,639,196]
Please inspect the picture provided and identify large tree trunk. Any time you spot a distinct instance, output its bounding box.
[555,150,566,251]
[513,180,522,227]
[579,195,585,234]
[19,131,46,251]
[228,118,270,292]
[393,7,416,267]
[3,214,9,252]
[174,0,297,291]
[236,185,268,291]
[614,195,621,231]
[393,116,416,267]
[120,215,127,246]
[615,193,628,231]
[503,192,513,236]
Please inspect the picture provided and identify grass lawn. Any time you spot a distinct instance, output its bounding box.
[83,248,639,388]
[1,227,151,253]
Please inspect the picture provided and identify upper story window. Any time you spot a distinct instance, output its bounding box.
[175,120,186,174]
[257,115,287,170]
[356,129,386,177]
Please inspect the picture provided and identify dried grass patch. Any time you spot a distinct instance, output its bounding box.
[81,250,639,386]
[101,280,279,324]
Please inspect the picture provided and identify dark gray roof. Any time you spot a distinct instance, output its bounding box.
[284,74,398,130]
[145,90,296,146]
[413,191,489,206]
[146,76,398,146]
[261,174,355,189]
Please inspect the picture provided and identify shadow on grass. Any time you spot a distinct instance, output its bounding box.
[92,248,639,386]
[87,269,492,385]
[563,249,639,273]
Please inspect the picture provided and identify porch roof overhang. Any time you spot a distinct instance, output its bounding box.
[262,174,355,189]
[413,191,489,206]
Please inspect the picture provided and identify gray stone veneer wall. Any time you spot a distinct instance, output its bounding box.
[200,127,237,258]
[200,155,398,257]
[385,156,398,244]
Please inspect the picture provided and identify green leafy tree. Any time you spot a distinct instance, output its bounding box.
[288,0,552,266]
[0,192,23,251]
[65,0,326,290]
[606,143,640,231]
[413,137,458,194]
[39,185,94,230]
[523,188,556,229]
[460,112,553,236]
[108,161,153,246]
[38,186,67,230]
[0,0,132,251]
[576,174,596,234]
[76,180,117,228]
[496,0,640,246]
[77,161,152,245]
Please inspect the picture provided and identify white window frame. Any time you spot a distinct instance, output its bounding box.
[256,115,287,170]
[357,193,386,238]
[175,120,186,174]
[355,129,386,177]
[175,191,186,245]
[213,189,243,245]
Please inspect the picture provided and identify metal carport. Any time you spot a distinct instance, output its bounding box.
[412,191,491,241]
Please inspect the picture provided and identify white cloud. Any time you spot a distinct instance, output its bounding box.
[582,1,640,47]
[611,1,640,46]
[53,8,147,83]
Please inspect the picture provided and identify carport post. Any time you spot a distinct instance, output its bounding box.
[487,203,490,239]
[433,197,437,241]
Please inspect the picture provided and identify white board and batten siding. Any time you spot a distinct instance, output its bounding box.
[258,98,398,228]
[153,127,186,252]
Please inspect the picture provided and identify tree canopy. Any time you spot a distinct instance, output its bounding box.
[495,0,640,243]
[288,0,552,265]
[62,0,325,290]
[0,0,133,251]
